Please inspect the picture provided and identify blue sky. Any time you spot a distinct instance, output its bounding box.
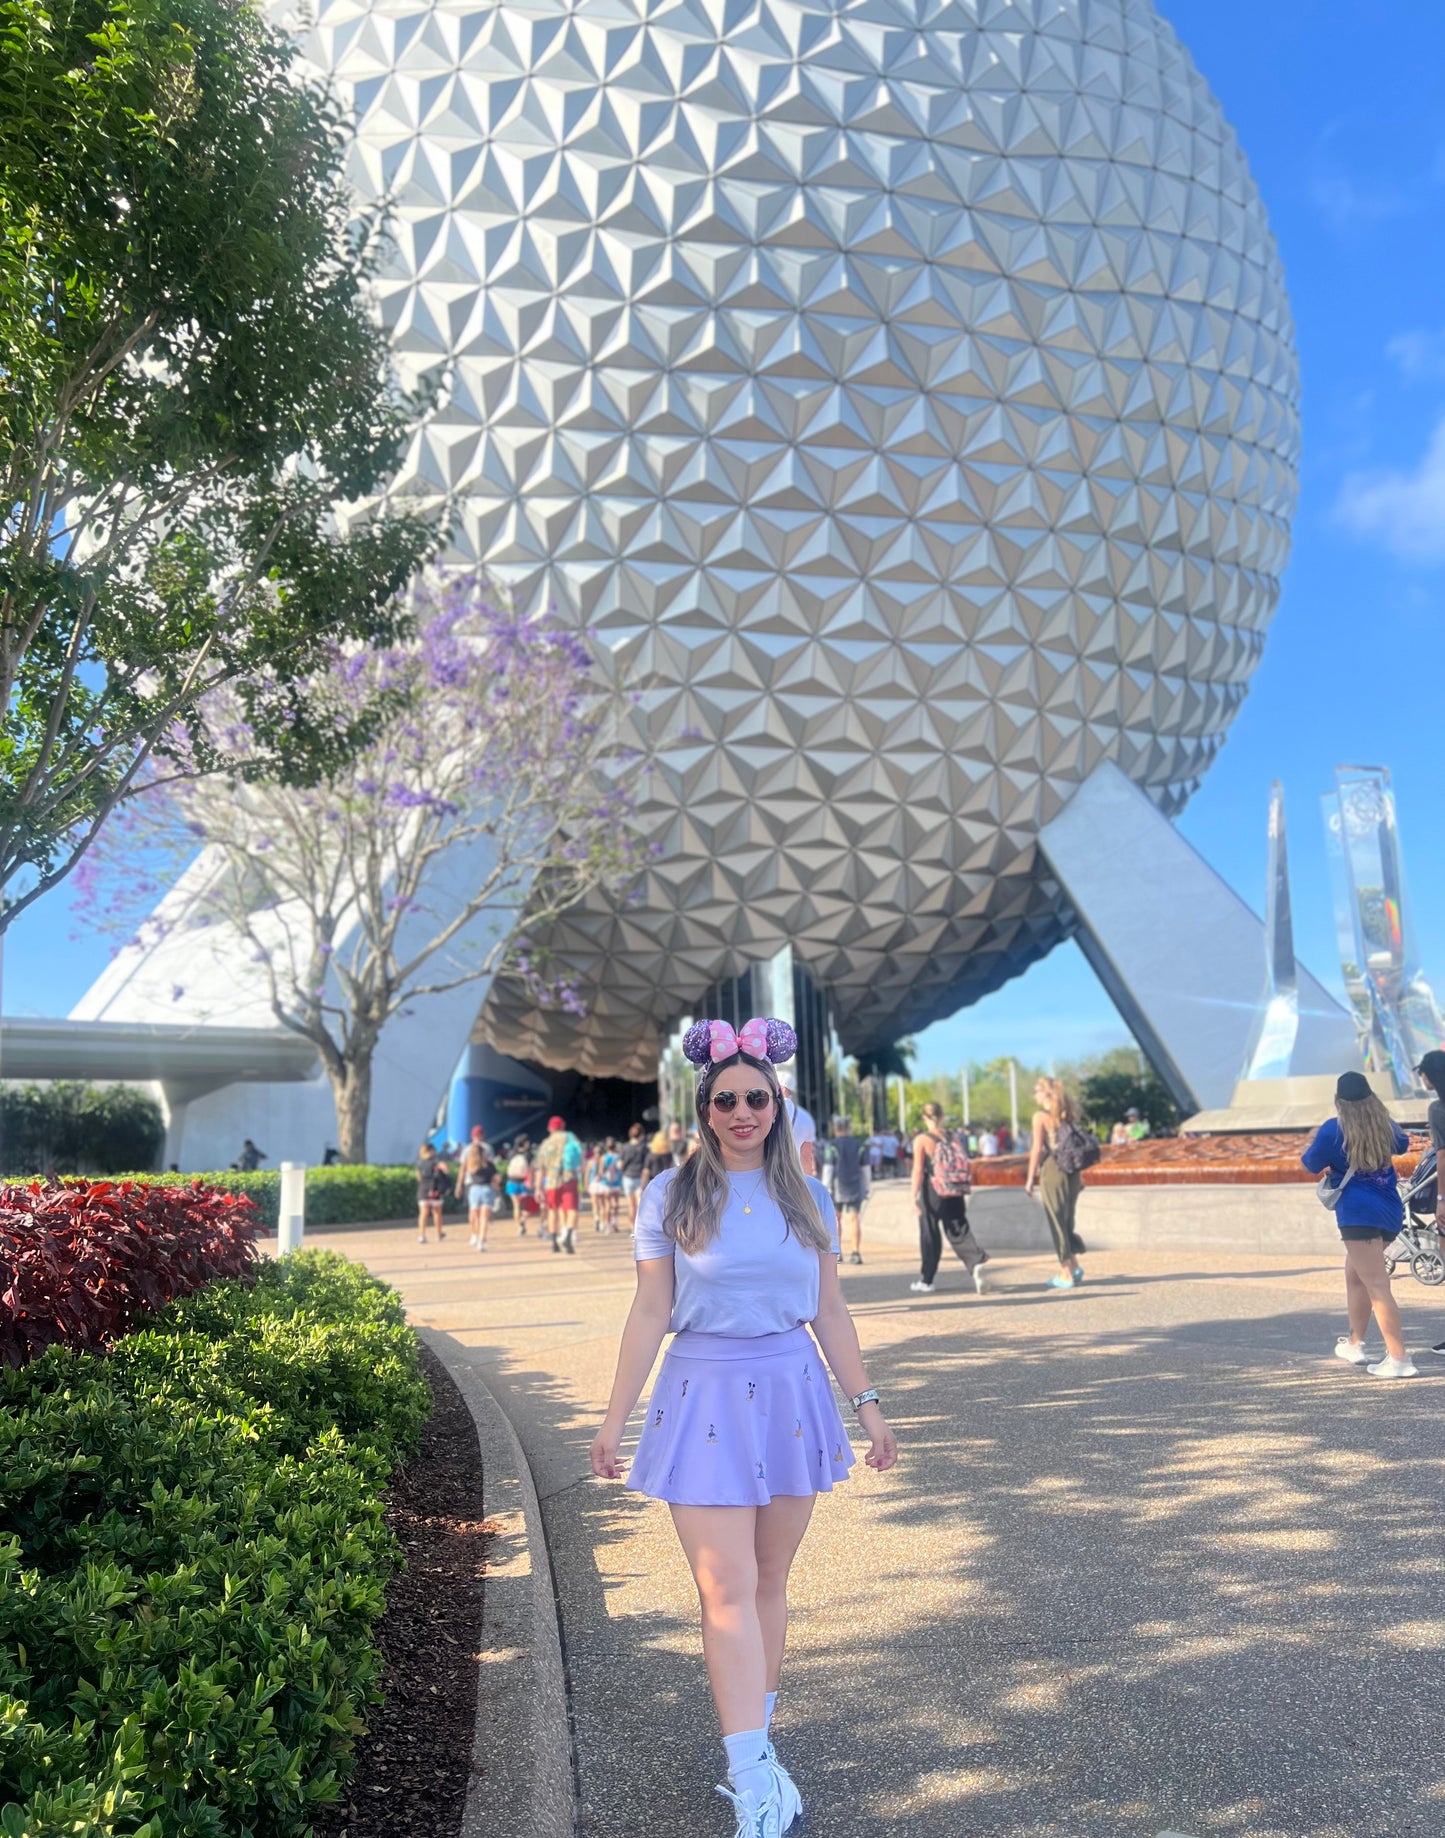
[7,0,1445,1081]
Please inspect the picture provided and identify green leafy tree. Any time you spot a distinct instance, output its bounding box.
[0,1079,164,1173]
[1070,1045,1179,1136]
[0,0,437,926]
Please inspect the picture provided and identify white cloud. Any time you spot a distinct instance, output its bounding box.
[1386,328,1445,382]
[1337,415,1445,564]
[1309,172,1408,233]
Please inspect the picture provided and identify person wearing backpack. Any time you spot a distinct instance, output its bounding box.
[1025,1077,1095,1288]
[536,1114,585,1253]
[505,1136,535,1235]
[909,1101,989,1295]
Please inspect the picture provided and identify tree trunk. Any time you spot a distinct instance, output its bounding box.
[329,1052,374,1163]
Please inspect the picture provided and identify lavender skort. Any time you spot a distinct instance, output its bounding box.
[627,1325,855,1507]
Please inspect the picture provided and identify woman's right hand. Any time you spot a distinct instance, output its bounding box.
[590,1421,626,1480]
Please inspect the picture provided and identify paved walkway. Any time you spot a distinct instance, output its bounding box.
[323,1221,1445,1838]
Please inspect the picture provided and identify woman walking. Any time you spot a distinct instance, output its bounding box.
[908,1101,988,1295]
[1302,1070,1416,1377]
[504,1136,533,1234]
[415,1142,449,1243]
[591,1017,898,1837]
[456,1127,499,1250]
[1024,1077,1085,1288]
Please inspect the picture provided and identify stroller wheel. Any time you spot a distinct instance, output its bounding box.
[1410,1248,1445,1287]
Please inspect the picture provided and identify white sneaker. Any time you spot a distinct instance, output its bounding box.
[767,1744,802,1831]
[909,1279,935,1294]
[1367,1355,1419,1379]
[716,1782,783,1838]
[972,1266,988,1295]
[1334,1336,1370,1365]
[468,1233,479,1247]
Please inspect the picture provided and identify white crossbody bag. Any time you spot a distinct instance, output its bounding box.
[1317,1163,1356,1211]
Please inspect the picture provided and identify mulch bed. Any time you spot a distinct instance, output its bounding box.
[315,1343,488,1838]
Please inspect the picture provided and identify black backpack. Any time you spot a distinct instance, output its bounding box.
[1051,1118,1100,1176]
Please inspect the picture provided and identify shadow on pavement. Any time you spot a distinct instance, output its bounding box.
[480,1310,1445,1838]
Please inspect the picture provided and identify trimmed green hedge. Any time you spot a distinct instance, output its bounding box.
[77,1165,448,1230]
[0,1251,430,1837]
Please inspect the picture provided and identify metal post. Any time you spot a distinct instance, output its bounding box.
[277,1161,306,1255]
[961,1067,970,1128]
[1008,1060,1019,1145]
[896,1075,906,1136]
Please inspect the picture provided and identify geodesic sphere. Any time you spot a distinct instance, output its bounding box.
[280,0,1297,1076]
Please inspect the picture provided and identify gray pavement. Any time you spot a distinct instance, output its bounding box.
[323,1219,1445,1838]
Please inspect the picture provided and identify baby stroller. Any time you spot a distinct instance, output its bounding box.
[1385,1146,1445,1286]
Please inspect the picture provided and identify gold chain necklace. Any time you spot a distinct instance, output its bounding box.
[733,1170,767,1215]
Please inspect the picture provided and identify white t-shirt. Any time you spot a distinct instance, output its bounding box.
[786,1099,816,1147]
[634,1168,840,1337]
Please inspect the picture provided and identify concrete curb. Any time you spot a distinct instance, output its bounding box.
[418,1328,576,1838]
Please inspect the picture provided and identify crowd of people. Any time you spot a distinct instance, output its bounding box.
[413,1117,699,1252]
[411,1029,1441,1837]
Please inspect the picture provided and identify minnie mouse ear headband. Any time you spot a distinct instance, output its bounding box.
[682,1016,797,1067]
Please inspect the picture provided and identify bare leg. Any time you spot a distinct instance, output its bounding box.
[1345,1239,1406,1359]
[1343,1252,1372,1344]
[670,1504,766,1735]
[478,1204,492,1247]
[417,1201,429,1240]
[753,1495,815,1691]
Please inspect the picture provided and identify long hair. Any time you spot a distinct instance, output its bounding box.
[660,1050,832,1255]
[1038,1077,1075,1125]
[921,1101,946,1129]
[1336,1091,1397,1171]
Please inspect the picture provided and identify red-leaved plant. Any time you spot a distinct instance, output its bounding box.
[0,1179,260,1366]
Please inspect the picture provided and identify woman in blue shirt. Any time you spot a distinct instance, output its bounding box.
[1301,1069,1416,1377]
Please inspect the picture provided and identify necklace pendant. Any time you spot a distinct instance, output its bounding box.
[743,1202,751,1214]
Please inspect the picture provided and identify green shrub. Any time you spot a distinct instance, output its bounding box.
[0,1251,429,1836]
[0,1082,165,1176]
[64,1165,445,1231]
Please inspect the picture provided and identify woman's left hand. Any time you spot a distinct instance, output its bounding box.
[856,1402,898,1472]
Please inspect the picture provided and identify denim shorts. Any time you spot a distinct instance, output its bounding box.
[468,1183,498,1209]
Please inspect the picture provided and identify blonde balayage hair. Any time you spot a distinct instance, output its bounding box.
[1335,1091,1398,1172]
[661,1052,832,1256]
[1037,1076,1075,1125]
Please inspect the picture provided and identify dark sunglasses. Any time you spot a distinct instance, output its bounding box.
[707,1087,775,1113]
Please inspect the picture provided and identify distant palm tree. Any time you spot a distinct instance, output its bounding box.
[854,1039,915,1083]
[852,1039,916,1132]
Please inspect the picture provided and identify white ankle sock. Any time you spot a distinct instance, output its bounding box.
[722,1728,772,1803]
[764,1691,777,1736]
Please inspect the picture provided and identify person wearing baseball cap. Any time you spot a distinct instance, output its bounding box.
[455,1125,499,1251]
[535,1113,584,1253]
[1301,1070,1416,1376]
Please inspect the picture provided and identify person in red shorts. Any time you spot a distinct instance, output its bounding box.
[536,1114,584,1254]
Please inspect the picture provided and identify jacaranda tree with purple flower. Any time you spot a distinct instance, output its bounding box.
[78,578,646,1161]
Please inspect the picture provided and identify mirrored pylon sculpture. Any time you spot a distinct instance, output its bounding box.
[1324,766,1444,1093]
[1242,781,1299,1080]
